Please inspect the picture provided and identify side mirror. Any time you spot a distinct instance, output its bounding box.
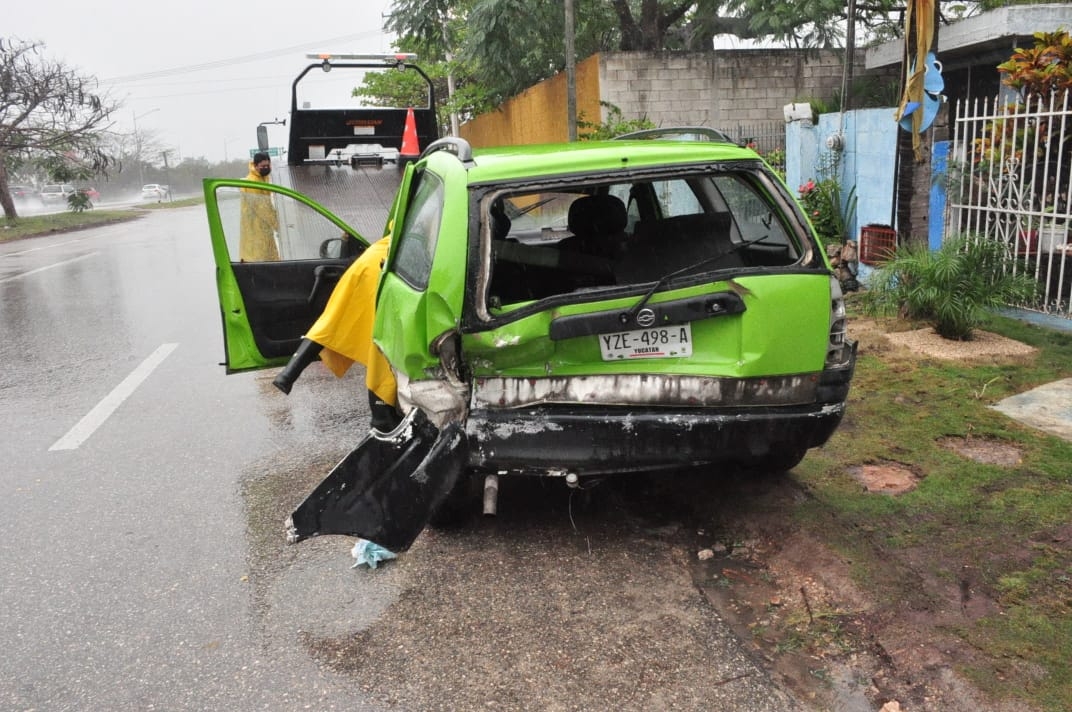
[257,125,269,150]
[319,234,361,259]
[319,238,343,259]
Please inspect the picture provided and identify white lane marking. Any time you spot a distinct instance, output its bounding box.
[1,237,88,258]
[49,343,180,451]
[0,252,99,283]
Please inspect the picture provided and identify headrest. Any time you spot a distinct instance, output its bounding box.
[489,203,512,240]
[567,194,627,238]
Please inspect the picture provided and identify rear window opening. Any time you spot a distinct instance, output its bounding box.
[482,172,803,311]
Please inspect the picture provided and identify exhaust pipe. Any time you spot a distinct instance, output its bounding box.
[482,474,499,516]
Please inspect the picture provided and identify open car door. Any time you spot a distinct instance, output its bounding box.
[203,178,371,372]
[205,177,468,552]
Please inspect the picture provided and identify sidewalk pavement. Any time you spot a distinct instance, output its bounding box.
[992,309,1072,443]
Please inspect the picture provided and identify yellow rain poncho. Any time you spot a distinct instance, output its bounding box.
[239,164,280,261]
[305,237,397,406]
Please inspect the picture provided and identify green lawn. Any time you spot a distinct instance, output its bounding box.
[796,309,1072,711]
[1,197,203,243]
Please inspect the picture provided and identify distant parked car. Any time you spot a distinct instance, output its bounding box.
[141,184,170,201]
[9,185,38,204]
[40,184,76,204]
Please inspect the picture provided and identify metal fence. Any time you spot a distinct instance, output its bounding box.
[948,91,1072,317]
[727,122,786,172]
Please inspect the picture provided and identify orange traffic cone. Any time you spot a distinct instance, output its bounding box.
[400,107,419,167]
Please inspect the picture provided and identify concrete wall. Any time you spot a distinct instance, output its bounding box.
[600,50,851,128]
[460,49,860,148]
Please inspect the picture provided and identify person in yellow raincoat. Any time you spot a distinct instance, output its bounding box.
[272,236,399,430]
[239,152,280,262]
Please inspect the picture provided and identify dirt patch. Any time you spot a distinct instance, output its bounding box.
[688,481,1029,712]
[848,462,921,494]
[938,436,1024,466]
[882,326,1038,362]
[298,478,803,712]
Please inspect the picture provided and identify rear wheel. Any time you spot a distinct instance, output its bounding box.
[428,471,482,528]
[743,446,807,475]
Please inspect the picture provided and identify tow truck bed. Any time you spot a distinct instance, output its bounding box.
[273,163,403,239]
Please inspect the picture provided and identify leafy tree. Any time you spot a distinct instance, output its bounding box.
[375,0,994,125]
[0,38,119,220]
[997,28,1072,98]
[66,190,93,213]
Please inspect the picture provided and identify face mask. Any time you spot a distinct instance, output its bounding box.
[257,166,271,177]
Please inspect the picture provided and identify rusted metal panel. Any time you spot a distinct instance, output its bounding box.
[471,373,820,409]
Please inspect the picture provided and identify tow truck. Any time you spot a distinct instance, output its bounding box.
[263,52,439,238]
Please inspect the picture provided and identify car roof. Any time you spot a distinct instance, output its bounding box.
[453,140,760,185]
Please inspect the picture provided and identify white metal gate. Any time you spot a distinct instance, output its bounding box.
[948,91,1072,317]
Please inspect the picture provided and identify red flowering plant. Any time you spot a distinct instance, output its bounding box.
[798,177,855,243]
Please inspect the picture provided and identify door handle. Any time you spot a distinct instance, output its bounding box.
[307,264,347,304]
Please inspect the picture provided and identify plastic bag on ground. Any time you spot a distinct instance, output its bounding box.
[351,538,397,569]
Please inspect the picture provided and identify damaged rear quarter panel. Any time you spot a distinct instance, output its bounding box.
[374,157,470,381]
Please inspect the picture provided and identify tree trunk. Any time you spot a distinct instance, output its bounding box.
[0,159,19,220]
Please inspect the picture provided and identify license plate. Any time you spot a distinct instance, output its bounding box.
[598,324,693,360]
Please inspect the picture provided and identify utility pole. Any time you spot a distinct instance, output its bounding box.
[162,151,172,202]
[441,14,460,136]
[132,108,159,187]
[843,0,856,111]
[565,0,577,141]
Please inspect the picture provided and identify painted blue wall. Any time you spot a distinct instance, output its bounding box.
[786,108,899,246]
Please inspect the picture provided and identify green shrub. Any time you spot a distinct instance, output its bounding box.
[577,103,655,140]
[67,191,92,212]
[860,234,1040,340]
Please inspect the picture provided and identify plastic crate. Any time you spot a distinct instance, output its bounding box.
[859,225,897,265]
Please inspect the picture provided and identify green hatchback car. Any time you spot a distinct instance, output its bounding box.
[204,133,856,551]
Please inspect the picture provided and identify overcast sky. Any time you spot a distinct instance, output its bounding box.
[10,0,396,163]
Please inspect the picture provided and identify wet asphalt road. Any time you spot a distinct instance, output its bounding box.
[0,208,388,710]
[0,207,804,711]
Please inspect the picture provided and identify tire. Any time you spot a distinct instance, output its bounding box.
[743,446,807,475]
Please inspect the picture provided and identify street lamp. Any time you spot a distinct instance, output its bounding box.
[132,108,160,185]
[224,137,240,163]
[132,107,160,131]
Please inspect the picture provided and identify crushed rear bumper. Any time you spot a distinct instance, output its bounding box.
[464,400,846,475]
[464,344,856,476]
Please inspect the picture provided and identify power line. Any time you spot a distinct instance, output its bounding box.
[101,30,387,84]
